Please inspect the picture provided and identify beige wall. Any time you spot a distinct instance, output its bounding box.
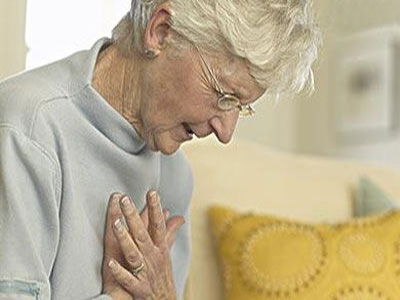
[236,0,400,170]
[0,0,27,80]
[235,97,298,152]
[294,0,400,169]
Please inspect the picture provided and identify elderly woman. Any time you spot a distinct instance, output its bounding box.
[0,0,320,299]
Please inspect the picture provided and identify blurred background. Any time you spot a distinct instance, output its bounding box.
[1,0,400,170]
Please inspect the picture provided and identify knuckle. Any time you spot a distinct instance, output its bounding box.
[136,228,148,243]
[121,228,130,239]
[143,270,155,285]
[153,251,165,264]
[124,208,136,219]
[153,217,165,229]
[126,251,140,265]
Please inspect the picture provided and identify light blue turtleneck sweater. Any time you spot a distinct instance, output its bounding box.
[0,38,193,300]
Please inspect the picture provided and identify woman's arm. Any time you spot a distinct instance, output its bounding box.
[0,126,60,300]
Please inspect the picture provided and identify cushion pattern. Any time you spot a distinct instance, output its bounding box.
[209,205,400,299]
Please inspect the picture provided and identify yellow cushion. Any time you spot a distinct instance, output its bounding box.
[208,205,400,299]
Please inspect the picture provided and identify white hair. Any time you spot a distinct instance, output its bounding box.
[112,0,322,98]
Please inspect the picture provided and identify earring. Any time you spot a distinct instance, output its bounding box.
[144,48,157,58]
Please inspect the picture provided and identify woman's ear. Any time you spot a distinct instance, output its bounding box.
[143,3,172,57]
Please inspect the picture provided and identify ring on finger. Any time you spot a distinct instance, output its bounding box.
[131,261,145,276]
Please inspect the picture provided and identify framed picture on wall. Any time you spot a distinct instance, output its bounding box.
[334,27,400,144]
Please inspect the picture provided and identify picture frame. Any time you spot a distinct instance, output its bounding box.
[333,27,400,144]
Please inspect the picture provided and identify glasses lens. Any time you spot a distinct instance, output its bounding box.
[218,96,256,117]
[218,95,239,111]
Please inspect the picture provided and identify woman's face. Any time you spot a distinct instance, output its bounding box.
[138,45,265,155]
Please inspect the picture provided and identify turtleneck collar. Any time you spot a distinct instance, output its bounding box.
[71,37,147,154]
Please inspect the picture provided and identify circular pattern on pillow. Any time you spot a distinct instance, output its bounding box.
[339,233,385,274]
[393,234,400,277]
[239,222,326,296]
[329,284,390,300]
[208,206,400,299]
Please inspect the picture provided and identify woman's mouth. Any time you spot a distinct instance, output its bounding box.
[183,123,194,139]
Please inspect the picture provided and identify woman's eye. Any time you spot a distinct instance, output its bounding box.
[214,88,224,98]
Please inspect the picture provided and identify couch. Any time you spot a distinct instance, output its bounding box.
[181,138,400,300]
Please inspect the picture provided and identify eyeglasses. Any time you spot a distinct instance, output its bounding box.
[193,44,256,118]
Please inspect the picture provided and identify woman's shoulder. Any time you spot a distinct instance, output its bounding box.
[0,50,89,136]
[0,62,68,132]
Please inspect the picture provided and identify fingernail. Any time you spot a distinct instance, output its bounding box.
[108,260,117,271]
[111,192,121,200]
[114,219,124,232]
[149,190,157,199]
[121,196,130,208]
[110,193,121,205]
[149,191,158,205]
[175,219,185,228]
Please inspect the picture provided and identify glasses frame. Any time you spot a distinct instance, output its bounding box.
[193,44,256,118]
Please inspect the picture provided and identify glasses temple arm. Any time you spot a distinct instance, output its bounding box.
[193,44,225,93]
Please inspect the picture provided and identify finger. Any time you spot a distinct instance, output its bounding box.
[165,216,185,249]
[147,191,167,247]
[120,195,154,253]
[102,193,124,283]
[108,259,148,297]
[167,233,177,250]
[113,218,144,270]
[104,193,124,257]
[140,206,168,231]
[140,204,149,230]
[163,209,170,221]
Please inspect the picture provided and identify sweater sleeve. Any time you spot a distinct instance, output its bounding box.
[0,126,60,300]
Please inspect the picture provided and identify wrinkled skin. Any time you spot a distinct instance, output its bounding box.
[102,192,185,300]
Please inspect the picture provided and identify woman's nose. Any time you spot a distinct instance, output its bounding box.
[209,110,239,144]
